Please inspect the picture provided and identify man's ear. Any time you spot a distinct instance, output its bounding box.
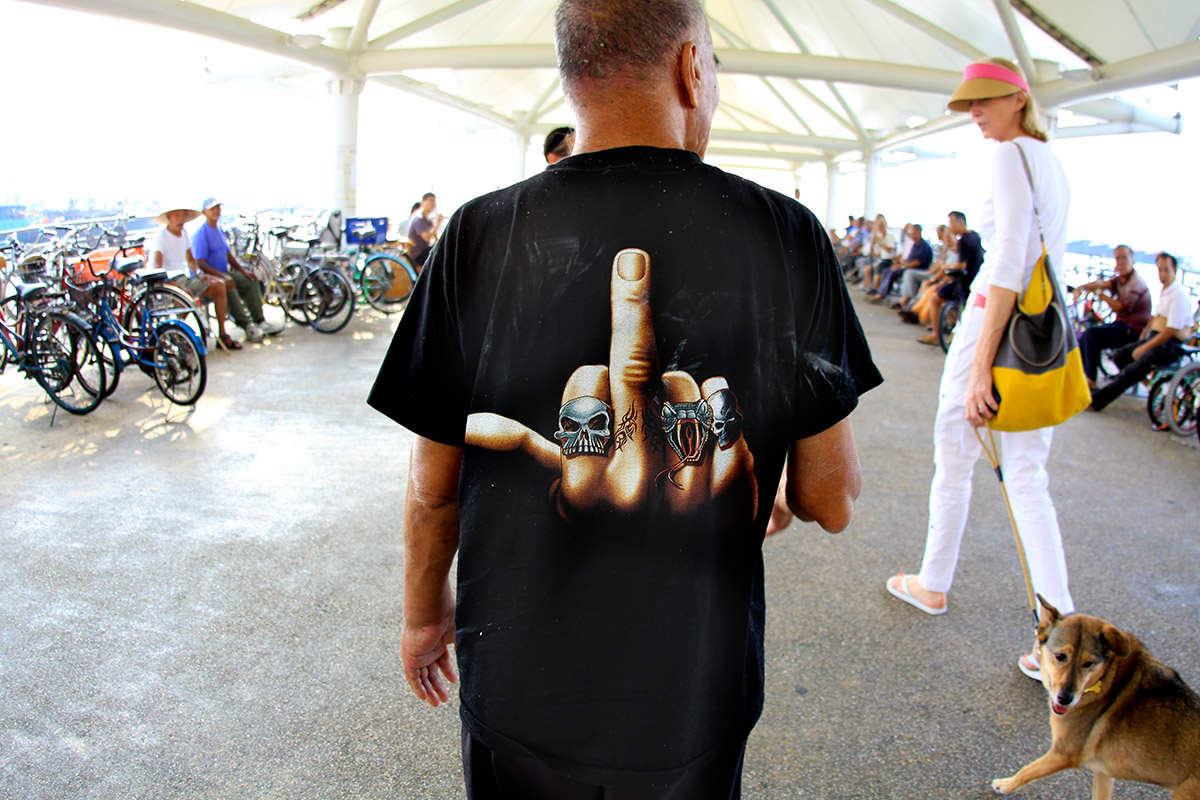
[678,40,702,109]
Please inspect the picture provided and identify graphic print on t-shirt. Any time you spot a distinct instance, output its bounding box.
[465,248,758,522]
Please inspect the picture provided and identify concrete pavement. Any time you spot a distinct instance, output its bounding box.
[1,294,1198,799]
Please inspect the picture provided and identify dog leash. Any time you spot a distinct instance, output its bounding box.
[974,424,1040,630]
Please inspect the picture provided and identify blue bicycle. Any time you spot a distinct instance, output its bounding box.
[69,260,208,405]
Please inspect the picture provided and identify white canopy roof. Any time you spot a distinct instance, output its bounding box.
[28,0,1200,171]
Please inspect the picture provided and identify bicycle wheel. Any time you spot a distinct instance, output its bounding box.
[1146,372,1174,429]
[28,311,106,414]
[152,321,207,405]
[300,268,355,334]
[278,261,311,324]
[360,253,417,313]
[127,284,208,345]
[1165,360,1200,437]
[96,330,122,398]
[937,300,962,353]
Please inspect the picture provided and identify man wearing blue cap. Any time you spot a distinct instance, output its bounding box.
[191,198,282,343]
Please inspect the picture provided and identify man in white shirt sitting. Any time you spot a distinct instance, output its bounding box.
[151,205,240,351]
[1090,251,1194,410]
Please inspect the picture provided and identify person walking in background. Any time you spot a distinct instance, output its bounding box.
[887,57,1074,682]
[369,0,881,796]
[191,198,282,343]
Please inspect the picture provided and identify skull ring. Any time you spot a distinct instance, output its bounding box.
[555,396,614,456]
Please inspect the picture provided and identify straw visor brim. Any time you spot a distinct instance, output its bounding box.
[947,78,1022,112]
[155,209,202,226]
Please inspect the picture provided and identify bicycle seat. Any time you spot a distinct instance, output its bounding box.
[131,268,168,284]
[14,281,49,300]
[115,256,146,275]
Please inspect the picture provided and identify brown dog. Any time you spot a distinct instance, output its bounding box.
[993,595,1200,799]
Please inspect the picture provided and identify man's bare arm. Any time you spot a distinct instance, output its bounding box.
[783,416,862,533]
[400,436,464,707]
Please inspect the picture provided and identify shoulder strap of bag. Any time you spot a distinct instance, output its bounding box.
[1011,141,1046,252]
[1012,140,1051,305]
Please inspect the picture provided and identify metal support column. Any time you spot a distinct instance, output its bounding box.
[516,129,532,181]
[824,160,838,229]
[863,148,880,220]
[329,77,364,218]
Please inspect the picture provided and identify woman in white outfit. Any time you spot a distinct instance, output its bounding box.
[886,58,1073,681]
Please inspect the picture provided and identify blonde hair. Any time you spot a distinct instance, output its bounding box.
[985,57,1048,142]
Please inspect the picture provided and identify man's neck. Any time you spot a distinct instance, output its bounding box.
[569,87,696,156]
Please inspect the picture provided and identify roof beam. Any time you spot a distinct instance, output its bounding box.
[370,73,519,131]
[709,129,860,152]
[359,45,553,72]
[705,18,830,136]
[20,0,351,74]
[1054,122,1161,139]
[347,0,383,52]
[858,0,987,61]
[704,146,824,166]
[368,0,497,50]
[1064,98,1182,134]
[521,78,562,125]
[761,78,815,136]
[1036,40,1200,108]
[359,45,961,93]
[1010,0,1104,67]
[759,0,867,139]
[991,0,1038,84]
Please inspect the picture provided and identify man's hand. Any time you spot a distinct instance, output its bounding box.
[765,473,792,535]
[465,248,757,523]
[402,438,463,708]
[401,610,457,707]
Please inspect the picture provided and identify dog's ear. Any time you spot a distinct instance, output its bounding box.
[1035,594,1061,642]
[1100,624,1132,658]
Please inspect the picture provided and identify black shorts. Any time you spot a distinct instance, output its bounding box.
[462,724,746,800]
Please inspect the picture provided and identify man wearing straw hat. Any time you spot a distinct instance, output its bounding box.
[151,204,241,351]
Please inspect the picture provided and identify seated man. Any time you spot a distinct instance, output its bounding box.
[839,216,865,280]
[191,197,282,343]
[151,204,240,351]
[1091,252,1193,411]
[898,224,946,310]
[862,214,896,295]
[919,211,983,345]
[871,223,931,305]
[1072,244,1152,388]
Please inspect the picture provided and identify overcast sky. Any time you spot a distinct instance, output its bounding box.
[2,0,1197,264]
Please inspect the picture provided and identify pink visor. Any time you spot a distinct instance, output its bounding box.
[962,63,1029,93]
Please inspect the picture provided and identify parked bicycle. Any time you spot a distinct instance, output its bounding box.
[66,260,208,405]
[239,223,356,334]
[0,275,107,415]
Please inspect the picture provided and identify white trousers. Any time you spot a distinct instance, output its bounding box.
[917,301,1074,614]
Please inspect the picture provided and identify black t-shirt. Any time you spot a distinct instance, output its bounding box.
[957,231,985,285]
[369,146,881,785]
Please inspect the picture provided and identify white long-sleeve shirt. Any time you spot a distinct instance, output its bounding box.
[973,137,1070,299]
